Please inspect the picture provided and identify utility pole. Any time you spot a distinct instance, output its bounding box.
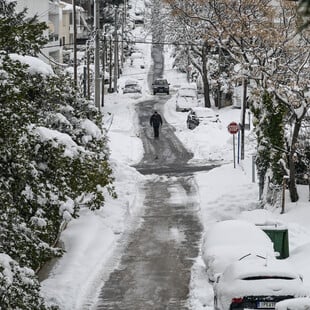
[109,37,113,92]
[87,44,90,99]
[73,0,77,86]
[217,46,222,109]
[121,10,124,69]
[240,78,247,160]
[113,7,118,92]
[94,0,101,109]
[101,36,106,107]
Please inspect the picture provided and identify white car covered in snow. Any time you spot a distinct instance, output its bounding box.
[214,255,308,310]
[122,79,142,94]
[201,220,276,282]
[176,84,200,112]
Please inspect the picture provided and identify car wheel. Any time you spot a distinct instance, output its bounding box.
[153,91,156,95]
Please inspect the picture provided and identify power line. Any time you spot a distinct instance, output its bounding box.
[44,38,310,50]
[43,38,206,49]
[39,51,68,68]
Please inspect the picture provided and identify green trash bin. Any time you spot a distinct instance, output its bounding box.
[261,226,289,259]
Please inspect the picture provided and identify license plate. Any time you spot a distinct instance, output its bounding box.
[257,301,276,308]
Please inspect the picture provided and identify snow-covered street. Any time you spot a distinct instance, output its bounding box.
[2,0,310,309]
[40,16,310,310]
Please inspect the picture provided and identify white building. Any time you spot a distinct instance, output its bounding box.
[59,1,90,48]
[14,0,63,64]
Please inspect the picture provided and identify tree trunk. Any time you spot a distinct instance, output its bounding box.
[202,43,211,108]
[288,120,302,202]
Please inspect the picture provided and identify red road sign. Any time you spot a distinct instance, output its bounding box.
[228,121,239,134]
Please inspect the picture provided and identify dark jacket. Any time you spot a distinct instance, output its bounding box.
[150,113,163,127]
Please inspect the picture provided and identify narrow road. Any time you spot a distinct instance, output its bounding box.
[93,94,215,309]
[92,22,219,307]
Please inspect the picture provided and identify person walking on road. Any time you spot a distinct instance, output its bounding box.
[150,110,163,139]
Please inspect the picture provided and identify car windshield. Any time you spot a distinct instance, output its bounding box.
[155,80,167,85]
[125,81,138,87]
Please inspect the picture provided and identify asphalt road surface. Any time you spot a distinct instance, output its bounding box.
[93,92,217,309]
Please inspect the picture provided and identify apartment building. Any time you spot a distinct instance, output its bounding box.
[14,0,91,65]
[14,0,62,63]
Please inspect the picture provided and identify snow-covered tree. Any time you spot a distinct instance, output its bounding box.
[164,0,310,203]
[0,1,115,308]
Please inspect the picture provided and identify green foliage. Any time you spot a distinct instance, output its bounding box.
[0,0,47,55]
[0,254,48,310]
[298,1,310,32]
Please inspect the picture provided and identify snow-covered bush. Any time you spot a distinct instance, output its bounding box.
[0,1,115,308]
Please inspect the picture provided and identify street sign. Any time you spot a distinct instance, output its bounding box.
[227,121,239,134]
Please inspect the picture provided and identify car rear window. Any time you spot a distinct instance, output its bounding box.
[243,276,295,280]
[155,80,167,85]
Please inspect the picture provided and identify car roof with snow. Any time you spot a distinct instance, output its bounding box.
[203,220,274,248]
[124,79,140,86]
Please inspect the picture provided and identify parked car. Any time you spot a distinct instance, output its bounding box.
[134,14,144,24]
[123,79,142,94]
[201,220,276,282]
[187,107,220,129]
[176,85,200,112]
[214,255,308,310]
[152,78,170,95]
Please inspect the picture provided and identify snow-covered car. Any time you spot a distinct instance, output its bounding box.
[123,79,142,94]
[201,220,276,282]
[186,107,220,129]
[214,256,308,310]
[176,86,200,112]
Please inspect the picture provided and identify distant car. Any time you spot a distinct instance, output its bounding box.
[176,86,200,112]
[187,107,220,129]
[134,15,144,24]
[214,255,308,310]
[152,78,170,95]
[201,220,276,282]
[134,7,144,16]
[123,79,142,94]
